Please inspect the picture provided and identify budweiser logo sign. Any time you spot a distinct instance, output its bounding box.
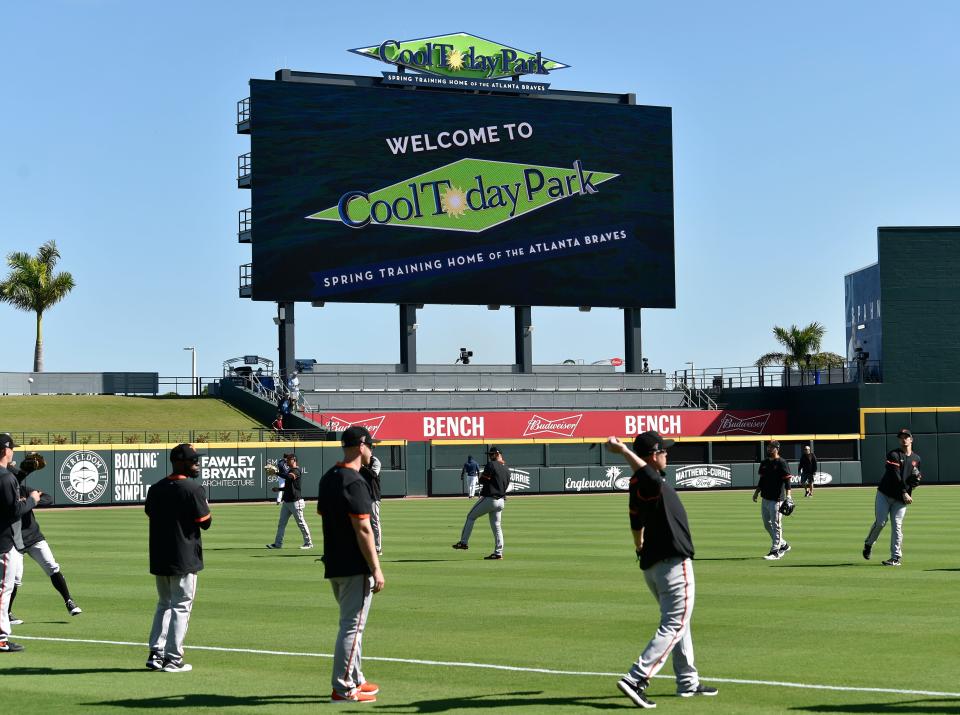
[716,412,771,435]
[522,413,583,437]
[325,414,386,436]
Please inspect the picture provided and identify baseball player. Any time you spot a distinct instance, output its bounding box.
[451,447,510,560]
[607,431,718,708]
[1,433,40,653]
[7,452,82,624]
[266,453,312,550]
[753,440,793,560]
[460,455,480,497]
[863,428,921,566]
[145,443,211,673]
[799,446,818,498]
[360,453,383,555]
[317,425,384,703]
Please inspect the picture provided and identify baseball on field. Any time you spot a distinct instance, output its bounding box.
[27,377,34,383]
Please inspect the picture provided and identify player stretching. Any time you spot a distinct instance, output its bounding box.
[607,431,717,708]
[863,428,921,567]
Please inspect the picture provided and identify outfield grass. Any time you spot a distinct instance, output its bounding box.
[3,487,959,713]
[0,395,261,433]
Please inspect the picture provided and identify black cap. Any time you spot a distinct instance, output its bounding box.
[341,426,380,447]
[0,433,19,451]
[633,431,675,455]
[487,446,501,456]
[767,440,781,450]
[170,443,200,462]
[897,428,912,438]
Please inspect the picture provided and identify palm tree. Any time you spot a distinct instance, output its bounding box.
[756,322,845,373]
[0,240,76,372]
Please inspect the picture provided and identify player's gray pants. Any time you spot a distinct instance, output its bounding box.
[14,540,60,584]
[464,476,478,496]
[761,499,784,551]
[865,492,907,559]
[274,499,312,546]
[329,574,374,697]
[626,556,699,692]
[370,500,382,552]
[1,546,23,639]
[459,496,504,555]
[148,572,197,662]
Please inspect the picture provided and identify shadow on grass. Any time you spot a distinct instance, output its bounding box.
[925,568,960,572]
[1,667,144,676]
[694,557,758,562]
[775,563,857,568]
[373,690,626,712]
[88,694,323,708]
[791,698,960,713]
[387,559,459,563]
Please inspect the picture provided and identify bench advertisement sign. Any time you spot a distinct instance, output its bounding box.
[311,409,787,441]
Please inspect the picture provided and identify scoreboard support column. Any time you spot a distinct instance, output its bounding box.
[277,301,295,381]
[399,303,419,373]
[515,305,533,373]
[624,307,642,374]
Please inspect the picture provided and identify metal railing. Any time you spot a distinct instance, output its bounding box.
[236,97,250,125]
[237,152,251,182]
[238,207,251,236]
[239,263,252,296]
[293,371,670,393]
[672,361,883,390]
[6,427,332,446]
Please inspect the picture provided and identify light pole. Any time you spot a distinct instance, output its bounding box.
[183,347,196,396]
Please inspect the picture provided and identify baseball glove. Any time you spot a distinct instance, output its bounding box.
[264,463,279,476]
[905,467,922,489]
[779,499,796,516]
[19,452,46,474]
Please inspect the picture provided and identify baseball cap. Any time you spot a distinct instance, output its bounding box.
[487,446,502,456]
[341,425,380,447]
[170,443,200,462]
[897,428,912,438]
[767,439,781,450]
[633,431,675,455]
[0,433,19,451]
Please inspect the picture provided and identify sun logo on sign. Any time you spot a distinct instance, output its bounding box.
[446,49,465,71]
[441,186,468,218]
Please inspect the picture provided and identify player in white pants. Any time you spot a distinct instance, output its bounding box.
[267,454,312,549]
[863,428,921,566]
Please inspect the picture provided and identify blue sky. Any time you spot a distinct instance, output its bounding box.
[1,1,957,379]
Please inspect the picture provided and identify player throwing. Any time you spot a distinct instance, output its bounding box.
[863,428,921,566]
[607,432,717,708]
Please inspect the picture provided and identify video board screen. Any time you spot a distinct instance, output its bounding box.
[249,76,675,308]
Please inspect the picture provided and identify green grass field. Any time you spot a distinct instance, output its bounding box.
[0,395,261,437]
[4,487,959,713]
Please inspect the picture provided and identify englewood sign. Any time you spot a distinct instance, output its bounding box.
[308,409,788,441]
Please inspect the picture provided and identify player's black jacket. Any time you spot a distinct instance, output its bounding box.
[479,462,511,498]
[145,475,211,576]
[798,453,818,477]
[878,449,921,502]
[13,468,53,549]
[360,456,382,501]
[0,466,37,553]
[629,465,695,570]
[757,458,792,501]
[280,467,303,502]
[317,463,373,578]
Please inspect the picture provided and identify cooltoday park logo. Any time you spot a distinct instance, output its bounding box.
[306,158,618,233]
[349,32,569,80]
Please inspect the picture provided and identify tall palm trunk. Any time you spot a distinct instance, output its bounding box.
[34,311,44,372]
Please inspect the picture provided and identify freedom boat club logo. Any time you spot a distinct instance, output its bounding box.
[59,450,110,504]
[349,32,569,81]
[307,159,618,233]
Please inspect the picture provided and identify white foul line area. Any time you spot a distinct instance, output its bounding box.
[14,635,960,700]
